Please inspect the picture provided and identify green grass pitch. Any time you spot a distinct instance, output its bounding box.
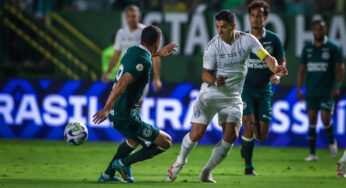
[0,139,344,188]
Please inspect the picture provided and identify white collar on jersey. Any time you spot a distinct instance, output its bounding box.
[249,27,266,38]
[138,44,152,58]
[312,36,328,45]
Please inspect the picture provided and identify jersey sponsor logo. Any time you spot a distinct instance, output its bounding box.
[217,61,243,69]
[265,45,273,54]
[307,62,328,72]
[143,127,153,137]
[136,64,144,71]
[306,48,313,52]
[247,59,268,69]
[322,52,330,60]
[263,41,272,45]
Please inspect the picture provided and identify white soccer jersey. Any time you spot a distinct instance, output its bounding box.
[114,23,146,55]
[203,31,264,94]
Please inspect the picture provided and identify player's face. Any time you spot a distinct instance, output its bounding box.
[216,20,235,42]
[249,7,267,30]
[312,22,327,42]
[125,10,140,28]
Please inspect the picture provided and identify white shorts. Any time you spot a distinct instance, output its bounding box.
[191,85,243,126]
[139,83,150,101]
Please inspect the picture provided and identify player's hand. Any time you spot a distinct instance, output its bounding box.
[152,79,162,91]
[270,75,280,85]
[101,73,109,83]
[154,43,178,57]
[274,65,288,77]
[92,108,109,124]
[332,87,340,99]
[215,75,227,87]
[297,89,304,101]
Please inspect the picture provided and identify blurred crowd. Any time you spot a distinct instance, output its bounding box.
[7,0,346,17]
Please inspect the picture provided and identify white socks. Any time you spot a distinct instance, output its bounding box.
[202,139,233,172]
[177,133,197,164]
[340,150,346,162]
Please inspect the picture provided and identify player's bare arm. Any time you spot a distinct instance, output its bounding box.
[93,73,134,124]
[153,43,178,57]
[332,62,345,98]
[152,56,162,91]
[263,54,288,77]
[101,50,121,82]
[270,56,287,85]
[202,69,227,87]
[297,64,306,101]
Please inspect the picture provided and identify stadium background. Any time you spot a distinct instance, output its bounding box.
[0,0,345,149]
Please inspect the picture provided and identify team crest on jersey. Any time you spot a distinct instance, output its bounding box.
[238,49,245,56]
[322,52,330,60]
[136,64,144,71]
[143,127,152,137]
[265,45,273,54]
[194,109,201,118]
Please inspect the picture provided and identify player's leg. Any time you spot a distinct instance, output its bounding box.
[241,114,257,175]
[338,150,346,177]
[99,139,138,183]
[305,105,318,161]
[167,123,208,182]
[321,112,338,158]
[199,122,240,183]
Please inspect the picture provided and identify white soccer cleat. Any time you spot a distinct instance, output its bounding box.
[167,161,185,182]
[329,140,338,158]
[304,154,318,161]
[198,170,216,183]
[337,161,346,178]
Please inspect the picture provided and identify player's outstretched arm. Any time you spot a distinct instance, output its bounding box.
[93,73,134,124]
[101,50,121,82]
[152,56,162,91]
[263,55,288,77]
[153,43,178,57]
[270,56,287,85]
[297,65,306,101]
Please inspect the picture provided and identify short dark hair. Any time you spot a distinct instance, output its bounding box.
[248,0,270,17]
[215,10,236,24]
[141,25,161,46]
[124,5,141,15]
[312,19,327,28]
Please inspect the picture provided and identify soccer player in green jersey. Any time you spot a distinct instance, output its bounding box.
[240,0,287,176]
[93,25,178,183]
[297,19,344,161]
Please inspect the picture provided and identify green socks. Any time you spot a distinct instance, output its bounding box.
[324,124,335,144]
[104,141,136,177]
[308,126,317,155]
[241,136,255,169]
[121,144,165,166]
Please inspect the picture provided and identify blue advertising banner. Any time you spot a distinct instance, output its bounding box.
[0,79,345,148]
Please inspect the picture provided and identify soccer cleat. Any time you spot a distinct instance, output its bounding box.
[337,161,346,178]
[304,154,318,161]
[98,173,123,183]
[198,169,216,183]
[112,160,135,183]
[329,140,338,158]
[167,161,185,182]
[245,167,257,176]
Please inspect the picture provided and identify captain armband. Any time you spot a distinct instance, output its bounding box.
[256,48,269,60]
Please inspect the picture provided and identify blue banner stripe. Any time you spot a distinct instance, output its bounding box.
[39,80,51,90]
[19,123,42,139]
[0,123,16,138]
[169,83,194,100]
[2,79,36,94]
[58,81,81,96]
[85,82,108,96]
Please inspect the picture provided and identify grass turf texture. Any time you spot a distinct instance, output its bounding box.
[0,139,344,188]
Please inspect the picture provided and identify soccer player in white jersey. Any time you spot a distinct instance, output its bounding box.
[166,10,287,183]
[338,150,346,178]
[101,5,162,102]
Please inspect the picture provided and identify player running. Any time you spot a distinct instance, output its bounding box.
[167,10,287,183]
[101,5,162,101]
[240,0,286,176]
[297,19,344,161]
[93,26,177,183]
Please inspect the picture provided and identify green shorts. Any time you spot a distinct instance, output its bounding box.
[241,84,273,124]
[306,97,335,113]
[109,111,160,147]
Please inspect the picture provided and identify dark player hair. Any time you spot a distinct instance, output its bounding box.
[215,10,236,25]
[248,0,270,17]
[124,5,141,15]
[312,19,327,28]
[141,25,161,46]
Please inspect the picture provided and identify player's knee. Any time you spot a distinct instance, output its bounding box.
[189,132,203,142]
[161,134,172,149]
